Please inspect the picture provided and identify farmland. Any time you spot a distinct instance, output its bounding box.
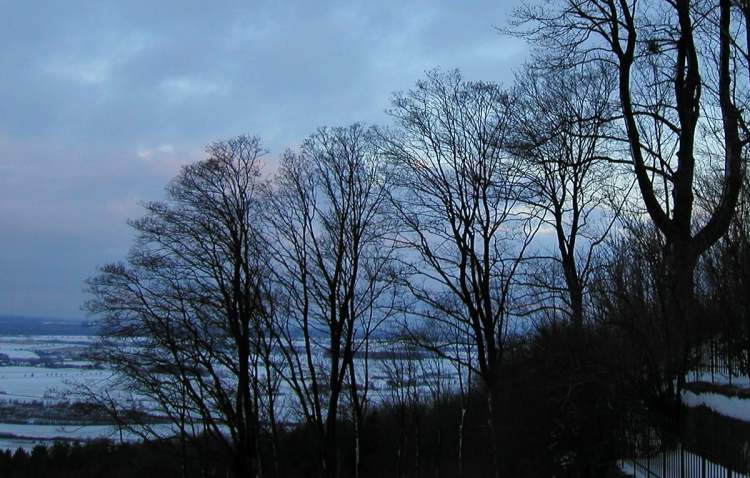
[0,316,122,450]
[0,317,462,452]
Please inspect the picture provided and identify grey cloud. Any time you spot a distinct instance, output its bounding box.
[0,0,526,318]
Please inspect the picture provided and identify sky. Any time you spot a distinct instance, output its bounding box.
[0,0,527,319]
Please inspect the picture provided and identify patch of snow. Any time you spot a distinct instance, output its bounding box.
[0,423,178,451]
[0,349,39,360]
[0,437,51,452]
[688,370,750,388]
[682,390,750,422]
[0,366,112,403]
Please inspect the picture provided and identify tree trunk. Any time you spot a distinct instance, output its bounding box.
[566,269,583,332]
[268,394,281,478]
[486,389,500,478]
[662,241,698,401]
[435,427,441,478]
[353,417,361,478]
[322,424,339,478]
[560,241,584,332]
[457,407,466,478]
[414,411,421,478]
[397,409,406,478]
[233,453,250,478]
[347,355,365,478]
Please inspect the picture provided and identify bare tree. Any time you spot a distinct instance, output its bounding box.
[512,63,630,330]
[85,136,273,478]
[262,124,398,478]
[511,0,748,393]
[382,69,542,478]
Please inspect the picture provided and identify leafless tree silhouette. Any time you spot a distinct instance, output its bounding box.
[262,124,398,478]
[382,69,542,478]
[512,63,631,330]
[86,135,274,478]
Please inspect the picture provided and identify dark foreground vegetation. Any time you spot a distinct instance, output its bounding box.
[5,235,750,478]
[10,0,748,477]
[0,323,635,478]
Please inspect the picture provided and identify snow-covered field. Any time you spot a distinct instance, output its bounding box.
[0,423,176,451]
[0,335,94,353]
[0,335,115,450]
[0,366,110,402]
[0,335,108,403]
[0,334,462,451]
[0,423,133,441]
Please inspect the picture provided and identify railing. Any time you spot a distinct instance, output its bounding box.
[619,418,750,478]
[620,446,750,478]
[688,340,750,386]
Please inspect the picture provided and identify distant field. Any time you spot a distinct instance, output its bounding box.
[0,316,98,336]
[0,319,458,451]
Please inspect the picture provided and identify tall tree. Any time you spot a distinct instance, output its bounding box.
[512,0,748,392]
[85,136,272,478]
[263,124,397,478]
[513,64,628,330]
[383,69,541,478]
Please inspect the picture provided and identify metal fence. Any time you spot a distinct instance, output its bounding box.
[620,446,750,478]
[688,340,750,386]
[619,420,750,478]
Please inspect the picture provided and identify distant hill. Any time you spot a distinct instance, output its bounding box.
[0,315,98,336]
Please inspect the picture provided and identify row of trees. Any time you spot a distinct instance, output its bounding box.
[84,1,750,476]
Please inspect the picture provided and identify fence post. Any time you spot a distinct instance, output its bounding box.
[681,445,685,478]
[711,340,715,383]
[702,455,706,478]
[663,448,666,478]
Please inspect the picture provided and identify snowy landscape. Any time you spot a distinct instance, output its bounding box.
[2,318,750,478]
[0,331,114,450]
[0,322,462,453]
[5,1,750,476]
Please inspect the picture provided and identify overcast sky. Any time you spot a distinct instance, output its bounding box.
[0,0,527,319]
